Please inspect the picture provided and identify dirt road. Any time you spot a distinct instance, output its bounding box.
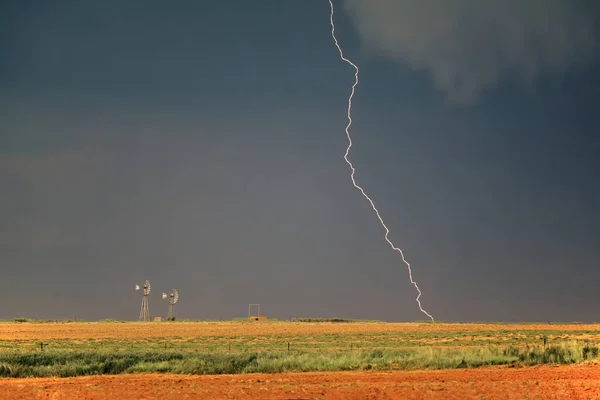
[1,364,599,399]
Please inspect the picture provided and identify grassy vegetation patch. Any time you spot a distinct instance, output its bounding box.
[0,342,598,378]
[1,324,599,378]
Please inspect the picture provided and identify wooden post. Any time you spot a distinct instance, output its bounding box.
[229,340,231,354]
[288,342,290,353]
[40,342,44,352]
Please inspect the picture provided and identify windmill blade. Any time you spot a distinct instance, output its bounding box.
[146,280,151,295]
[173,289,179,304]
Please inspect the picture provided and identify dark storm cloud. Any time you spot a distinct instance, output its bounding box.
[1,1,599,322]
[0,148,104,250]
[343,0,598,104]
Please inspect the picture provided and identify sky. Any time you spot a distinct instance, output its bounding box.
[1,0,599,322]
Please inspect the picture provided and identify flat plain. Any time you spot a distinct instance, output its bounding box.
[1,321,599,399]
[4,321,600,339]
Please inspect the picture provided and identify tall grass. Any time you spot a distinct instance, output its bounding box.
[2,322,599,378]
[0,342,597,378]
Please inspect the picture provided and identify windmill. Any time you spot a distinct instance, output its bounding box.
[136,280,151,321]
[163,289,179,321]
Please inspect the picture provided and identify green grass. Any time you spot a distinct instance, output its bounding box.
[1,325,599,378]
[0,343,597,378]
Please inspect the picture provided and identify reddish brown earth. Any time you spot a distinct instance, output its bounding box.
[1,365,599,400]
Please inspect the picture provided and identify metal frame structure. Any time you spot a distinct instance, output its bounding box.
[137,280,151,321]
[248,303,260,319]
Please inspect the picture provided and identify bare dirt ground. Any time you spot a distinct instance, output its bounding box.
[2,322,600,340]
[1,365,599,399]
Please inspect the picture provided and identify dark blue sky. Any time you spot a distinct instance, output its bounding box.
[1,1,599,322]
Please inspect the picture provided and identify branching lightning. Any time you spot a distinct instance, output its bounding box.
[328,0,434,323]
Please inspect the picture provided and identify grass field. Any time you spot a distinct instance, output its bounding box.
[0,321,599,378]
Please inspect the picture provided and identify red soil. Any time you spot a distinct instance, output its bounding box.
[1,364,599,400]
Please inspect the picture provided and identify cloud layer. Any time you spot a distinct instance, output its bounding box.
[343,0,598,104]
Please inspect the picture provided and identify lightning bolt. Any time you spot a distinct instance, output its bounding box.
[328,0,434,323]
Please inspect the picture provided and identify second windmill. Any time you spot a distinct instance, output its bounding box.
[162,289,179,321]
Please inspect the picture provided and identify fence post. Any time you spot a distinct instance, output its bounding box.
[288,342,290,353]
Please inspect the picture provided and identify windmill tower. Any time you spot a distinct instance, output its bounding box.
[162,289,179,321]
[136,280,151,321]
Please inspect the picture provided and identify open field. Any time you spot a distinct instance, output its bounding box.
[0,321,599,378]
[2,365,600,399]
[3,321,600,340]
[1,321,599,398]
